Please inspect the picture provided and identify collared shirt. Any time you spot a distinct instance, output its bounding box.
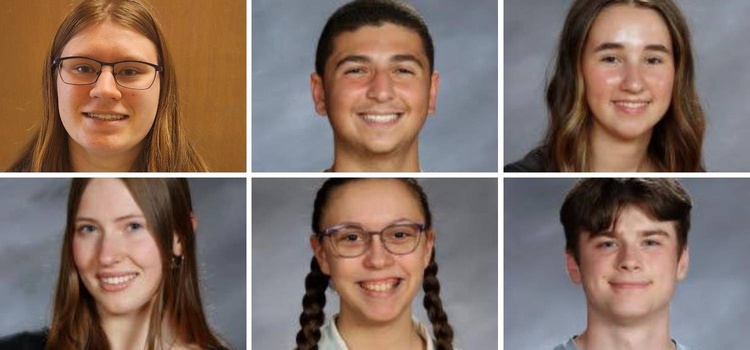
[317,315,435,350]
[552,336,691,350]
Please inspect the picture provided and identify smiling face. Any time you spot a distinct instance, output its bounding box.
[311,179,434,325]
[566,205,689,325]
[581,5,675,144]
[311,23,439,158]
[57,20,160,161]
[72,179,163,318]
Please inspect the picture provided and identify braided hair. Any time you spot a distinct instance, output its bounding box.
[294,178,455,350]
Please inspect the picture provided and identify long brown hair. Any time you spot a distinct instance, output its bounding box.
[542,0,704,171]
[46,179,224,350]
[294,178,455,350]
[8,0,207,172]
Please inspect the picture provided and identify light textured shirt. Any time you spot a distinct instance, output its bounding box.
[317,315,435,350]
[552,336,691,350]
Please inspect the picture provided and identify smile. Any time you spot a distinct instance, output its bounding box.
[86,113,128,121]
[358,113,402,125]
[359,278,402,293]
[98,273,138,291]
[613,100,650,112]
[609,280,650,289]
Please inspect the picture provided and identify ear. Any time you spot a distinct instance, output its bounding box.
[676,246,689,281]
[427,71,440,115]
[565,250,582,284]
[172,232,183,257]
[422,229,435,269]
[311,72,328,116]
[310,235,330,275]
[190,212,198,232]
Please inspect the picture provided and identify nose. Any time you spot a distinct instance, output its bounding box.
[619,62,644,93]
[363,235,394,269]
[365,70,395,102]
[98,233,123,266]
[617,243,642,272]
[89,66,123,100]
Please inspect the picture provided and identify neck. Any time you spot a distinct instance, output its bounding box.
[99,304,157,350]
[336,311,425,350]
[589,128,655,172]
[575,308,674,350]
[69,139,141,172]
[330,138,421,172]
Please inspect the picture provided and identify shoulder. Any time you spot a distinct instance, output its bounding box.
[504,147,549,172]
[674,340,691,350]
[0,329,47,350]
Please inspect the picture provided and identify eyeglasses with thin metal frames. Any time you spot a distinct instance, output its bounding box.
[52,56,163,90]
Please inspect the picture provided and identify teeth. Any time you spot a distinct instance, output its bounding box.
[361,279,399,292]
[88,113,127,121]
[615,101,648,108]
[361,114,399,123]
[101,273,137,285]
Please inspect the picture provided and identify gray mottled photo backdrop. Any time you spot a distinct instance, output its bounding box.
[0,178,246,349]
[252,0,498,172]
[252,178,498,349]
[504,178,750,350]
[504,0,750,170]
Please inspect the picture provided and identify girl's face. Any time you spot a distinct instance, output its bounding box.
[57,20,160,161]
[581,5,674,144]
[72,179,163,318]
[312,179,434,325]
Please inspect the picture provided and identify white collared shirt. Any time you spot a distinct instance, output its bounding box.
[317,315,435,350]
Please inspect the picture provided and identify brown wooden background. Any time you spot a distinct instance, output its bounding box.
[0,0,246,172]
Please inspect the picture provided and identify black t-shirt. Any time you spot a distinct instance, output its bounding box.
[0,330,47,350]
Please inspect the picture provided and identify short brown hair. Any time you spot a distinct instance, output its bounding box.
[560,178,692,263]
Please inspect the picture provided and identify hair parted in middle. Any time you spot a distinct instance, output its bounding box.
[46,178,224,350]
[314,0,435,77]
[294,178,454,350]
[8,0,208,172]
[541,0,704,172]
[560,178,693,264]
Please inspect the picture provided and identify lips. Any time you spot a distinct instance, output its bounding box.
[357,112,403,126]
[609,280,651,289]
[85,113,129,121]
[98,272,138,292]
[359,278,402,295]
[612,100,650,113]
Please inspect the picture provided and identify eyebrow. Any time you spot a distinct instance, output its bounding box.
[76,214,145,223]
[588,229,671,239]
[66,53,152,62]
[333,53,425,71]
[592,42,672,54]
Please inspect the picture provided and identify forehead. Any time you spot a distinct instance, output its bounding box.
[586,4,672,49]
[327,23,427,65]
[584,205,677,239]
[61,20,158,63]
[78,179,143,218]
[323,180,423,226]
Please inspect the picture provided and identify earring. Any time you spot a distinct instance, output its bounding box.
[171,255,183,269]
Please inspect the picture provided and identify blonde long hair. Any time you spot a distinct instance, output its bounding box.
[543,0,705,172]
[47,179,224,350]
[9,0,207,172]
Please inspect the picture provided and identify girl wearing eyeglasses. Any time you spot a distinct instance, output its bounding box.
[295,178,455,350]
[8,0,207,172]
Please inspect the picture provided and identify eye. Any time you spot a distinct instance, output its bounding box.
[394,67,415,75]
[125,222,145,233]
[73,65,97,74]
[596,240,617,249]
[645,56,663,65]
[600,55,618,64]
[118,67,143,76]
[76,224,97,235]
[343,66,367,75]
[643,239,661,246]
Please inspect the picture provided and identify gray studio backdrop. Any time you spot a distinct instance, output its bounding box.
[504,178,750,350]
[504,0,750,170]
[252,178,498,349]
[252,0,498,172]
[0,178,246,349]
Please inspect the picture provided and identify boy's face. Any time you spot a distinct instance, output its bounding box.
[565,205,689,324]
[311,23,439,157]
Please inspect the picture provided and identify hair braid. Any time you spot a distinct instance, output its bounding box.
[294,257,330,350]
[422,249,454,350]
